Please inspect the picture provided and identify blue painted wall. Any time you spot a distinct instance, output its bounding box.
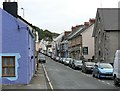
[0,9,2,53]
[0,8,35,84]
[0,9,2,84]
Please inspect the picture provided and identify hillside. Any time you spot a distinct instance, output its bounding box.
[35,26,59,41]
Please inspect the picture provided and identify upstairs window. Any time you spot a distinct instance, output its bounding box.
[2,56,16,77]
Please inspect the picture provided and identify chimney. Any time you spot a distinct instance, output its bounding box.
[89,18,95,24]
[64,31,71,36]
[3,1,18,17]
[84,22,89,27]
[71,26,76,32]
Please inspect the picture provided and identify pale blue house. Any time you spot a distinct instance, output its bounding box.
[0,2,35,84]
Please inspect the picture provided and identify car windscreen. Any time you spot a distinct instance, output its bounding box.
[75,60,82,64]
[99,63,113,69]
[85,62,95,66]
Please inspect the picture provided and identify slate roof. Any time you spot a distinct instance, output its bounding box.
[67,26,84,40]
[96,8,119,30]
[93,8,120,37]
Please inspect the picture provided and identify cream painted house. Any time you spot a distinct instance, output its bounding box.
[81,19,95,61]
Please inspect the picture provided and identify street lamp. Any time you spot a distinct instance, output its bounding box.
[21,8,25,18]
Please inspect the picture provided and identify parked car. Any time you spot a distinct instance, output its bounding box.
[92,62,113,79]
[64,58,73,65]
[72,59,83,70]
[55,57,60,62]
[62,58,67,64]
[82,62,95,73]
[59,57,63,63]
[113,50,120,86]
[38,53,46,63]
[69,59,74,67]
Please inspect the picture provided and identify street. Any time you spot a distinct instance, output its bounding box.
[43,57,119,90]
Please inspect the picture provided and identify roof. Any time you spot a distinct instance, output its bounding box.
[74,24,94,38]
[17,15,35,29]
[68,26,84,40]
[93,8,119,37]
[96,8,119,30]
[54,33,64,42]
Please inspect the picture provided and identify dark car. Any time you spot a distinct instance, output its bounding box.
[92,63,113,79]
[82,62,95,73]
[72,59,83,70]
[38,53,46,63]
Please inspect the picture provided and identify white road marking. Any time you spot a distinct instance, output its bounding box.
[42,64,54,91]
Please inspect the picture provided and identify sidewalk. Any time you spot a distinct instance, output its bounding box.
[2,63,48,89]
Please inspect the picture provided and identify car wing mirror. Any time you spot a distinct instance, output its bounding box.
[94,65,98,68]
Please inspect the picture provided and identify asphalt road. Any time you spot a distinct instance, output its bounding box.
[44,57,119,90]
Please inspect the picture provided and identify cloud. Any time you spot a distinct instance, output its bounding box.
[0,0,119,33]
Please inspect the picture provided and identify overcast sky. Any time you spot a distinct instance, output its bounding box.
[0,0,119,33]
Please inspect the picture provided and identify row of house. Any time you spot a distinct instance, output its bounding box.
[52,8,120,64]
[0,1,39,84]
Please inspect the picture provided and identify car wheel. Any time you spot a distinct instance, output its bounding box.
[114,76,119,86]
[97,73,101,79]
[92,73,95,77]
[84,69,87,73]
[72,65,75,69]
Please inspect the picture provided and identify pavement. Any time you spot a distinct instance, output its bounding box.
[2,63,49,90]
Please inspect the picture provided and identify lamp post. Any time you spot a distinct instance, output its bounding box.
[21,8,24,18]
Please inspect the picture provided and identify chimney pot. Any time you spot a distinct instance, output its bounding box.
[89,18,95,24]
[84,22,89,26]
[71,26,76,31]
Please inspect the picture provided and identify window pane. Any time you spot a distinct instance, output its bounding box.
[9,58,14,66]
[2,68,9,75]
[3,58,8,66]
[9,68,15,75]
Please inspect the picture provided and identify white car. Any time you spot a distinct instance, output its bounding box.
[113,50,120,86]
[62,58,67,64]
[55,57,60,62]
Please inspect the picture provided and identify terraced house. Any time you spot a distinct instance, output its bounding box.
[0,2,36,84]
[93,8,120,64]
[81,19,95,61]
[68,25,84,59]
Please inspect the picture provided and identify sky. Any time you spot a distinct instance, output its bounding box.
[0,0,119,34]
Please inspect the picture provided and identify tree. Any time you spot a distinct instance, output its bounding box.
[34,26,59,41]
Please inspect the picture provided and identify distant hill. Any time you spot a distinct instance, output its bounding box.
[35,26,59,41]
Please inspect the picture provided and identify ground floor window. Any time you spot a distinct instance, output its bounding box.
[2,56,16,77]
[83,47,88,55]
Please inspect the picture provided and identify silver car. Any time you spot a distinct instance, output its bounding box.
[72,59,83,70]
[64,58,73,65]
[39,53,46,63]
